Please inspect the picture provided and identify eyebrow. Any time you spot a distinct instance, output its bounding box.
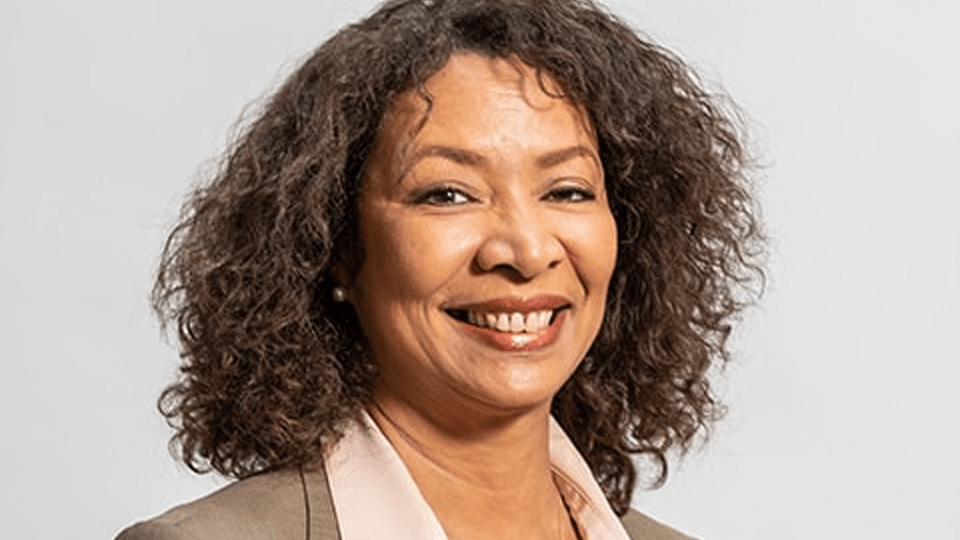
[535,145,600,169]
[405,144,600,171]
[408,145,486,167]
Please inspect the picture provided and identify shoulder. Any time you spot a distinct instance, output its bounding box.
[114,468,337,540]
[621,508,698,540]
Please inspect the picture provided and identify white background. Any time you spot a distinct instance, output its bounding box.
[1,1,958,538]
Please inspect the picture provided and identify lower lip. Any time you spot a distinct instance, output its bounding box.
[458,311,567,352]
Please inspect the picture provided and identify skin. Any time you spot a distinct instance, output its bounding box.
[344,53,618,540]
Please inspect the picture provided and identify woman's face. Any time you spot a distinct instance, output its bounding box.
[349,53,617,421]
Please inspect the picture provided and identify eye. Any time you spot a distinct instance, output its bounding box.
[543,185,596,203]
[412,186,474,206]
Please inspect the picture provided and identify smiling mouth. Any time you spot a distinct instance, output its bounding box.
[445,307,566,334]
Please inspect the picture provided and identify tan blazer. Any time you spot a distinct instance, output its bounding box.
[116,467,695,540]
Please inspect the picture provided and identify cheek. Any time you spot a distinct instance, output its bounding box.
[360,211,482,300]
[560,210,618,290]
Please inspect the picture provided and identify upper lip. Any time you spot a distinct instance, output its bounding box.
[446,295,571,313]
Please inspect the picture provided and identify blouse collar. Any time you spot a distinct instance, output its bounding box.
[324,410,631,540]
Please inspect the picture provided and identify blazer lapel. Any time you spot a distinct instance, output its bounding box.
[301,465,342,540]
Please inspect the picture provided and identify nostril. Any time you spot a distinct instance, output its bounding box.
[490,264,535,283]
[473,218,565,279]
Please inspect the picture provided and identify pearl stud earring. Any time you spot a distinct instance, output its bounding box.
[332,286,347,303]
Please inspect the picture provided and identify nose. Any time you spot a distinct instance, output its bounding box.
[474,203,566,280]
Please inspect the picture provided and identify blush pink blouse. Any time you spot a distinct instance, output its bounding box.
[324,411,632,540]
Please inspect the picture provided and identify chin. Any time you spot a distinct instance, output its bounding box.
[464,364,575,415]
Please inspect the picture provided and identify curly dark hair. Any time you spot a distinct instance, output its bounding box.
[154,0,764,516]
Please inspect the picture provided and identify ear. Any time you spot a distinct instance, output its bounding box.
[332,260,351,289]
[331,235,363,290]
[328,258,354,306]
[329,193,365,294]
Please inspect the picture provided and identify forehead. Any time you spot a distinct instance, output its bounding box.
[374,53,595,158]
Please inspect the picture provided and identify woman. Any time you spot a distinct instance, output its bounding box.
[118,0,763,538]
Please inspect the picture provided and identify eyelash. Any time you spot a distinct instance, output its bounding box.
[412,186,474,206]
[410,184,596,206]
[543,186,596,203]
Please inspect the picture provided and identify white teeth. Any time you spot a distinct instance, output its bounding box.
[510,313,524,332]
[463,309,556,334]
[525,312,538,331]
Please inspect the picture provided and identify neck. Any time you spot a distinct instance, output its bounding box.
[368,393,579,540]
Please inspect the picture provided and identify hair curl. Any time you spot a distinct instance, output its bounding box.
[154,0,764,516]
